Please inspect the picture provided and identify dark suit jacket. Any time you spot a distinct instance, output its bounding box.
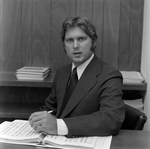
[41,55,125,137]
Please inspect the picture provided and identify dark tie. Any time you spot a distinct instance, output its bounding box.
[61,67,78,111]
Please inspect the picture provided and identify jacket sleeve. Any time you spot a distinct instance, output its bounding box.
[63,69,125,137]
[40,69,59,115]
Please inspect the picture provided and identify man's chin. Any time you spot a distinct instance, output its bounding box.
[72,59,83,66]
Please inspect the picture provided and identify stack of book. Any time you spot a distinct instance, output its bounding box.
[120,71,145,84]
[16,66,50,80]
[123,98,144,111]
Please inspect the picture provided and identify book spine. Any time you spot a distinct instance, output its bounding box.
[38,133,47,145]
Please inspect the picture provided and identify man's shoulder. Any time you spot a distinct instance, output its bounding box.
[93,55,118,72]
[94,56,122,77]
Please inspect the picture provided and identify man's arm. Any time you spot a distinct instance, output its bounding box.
[29,111,57,134]
[63,70,125,137]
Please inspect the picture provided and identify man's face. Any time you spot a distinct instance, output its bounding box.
[64,27,94,67]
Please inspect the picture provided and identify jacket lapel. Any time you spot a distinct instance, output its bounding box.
[56,65,72,117]
[60,55,102,118]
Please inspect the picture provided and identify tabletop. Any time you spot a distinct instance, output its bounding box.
[110,130,150,149]
[0,130,150,149]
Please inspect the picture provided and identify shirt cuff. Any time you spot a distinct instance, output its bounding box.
[57,119,68,135]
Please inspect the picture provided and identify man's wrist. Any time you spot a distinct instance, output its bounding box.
[57,119,68,135]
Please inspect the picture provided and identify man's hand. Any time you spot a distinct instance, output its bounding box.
[29,111,57,135]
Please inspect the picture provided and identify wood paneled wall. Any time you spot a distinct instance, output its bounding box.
[0,0,144,72]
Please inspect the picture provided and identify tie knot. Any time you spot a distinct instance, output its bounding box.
[72,67,77,75]
[71,67,78,82]
[72,67,78,80]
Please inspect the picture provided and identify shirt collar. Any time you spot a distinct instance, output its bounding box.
[72,54,94,80]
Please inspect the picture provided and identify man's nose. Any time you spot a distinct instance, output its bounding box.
[73,40,79,49]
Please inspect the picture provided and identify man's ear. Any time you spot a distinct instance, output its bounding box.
[62,42,66,53]
[93,40,97,48]
[91,41,97,51]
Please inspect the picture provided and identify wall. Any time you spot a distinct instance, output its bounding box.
[141,0,150,131]
[0,0,144,73]
[0,0,146,122]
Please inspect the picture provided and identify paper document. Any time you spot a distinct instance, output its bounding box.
[16,66,50,80]
[0,120,40,142]
[124,98,144,111]
[16,67,50,73]
[120,71,144,84]
[0,120,112,149]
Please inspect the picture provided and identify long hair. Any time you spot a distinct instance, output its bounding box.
[61,16,98,51]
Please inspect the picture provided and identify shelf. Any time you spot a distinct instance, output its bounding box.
[0,72,54,88]
[0,72,147,91]
[0,72,147,120]
[0,103,40,119]
[122,82,147,91]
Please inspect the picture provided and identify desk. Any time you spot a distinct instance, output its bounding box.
[0,72,147,121]
[0,130,149,149]
[0,72,147,90]
[111,130,150,149]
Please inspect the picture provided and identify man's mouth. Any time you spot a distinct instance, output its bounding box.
[73,52,82,57]
[73,51,82,55]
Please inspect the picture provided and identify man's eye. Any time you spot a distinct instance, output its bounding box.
[66,39,73,43]
[78,37,86,41]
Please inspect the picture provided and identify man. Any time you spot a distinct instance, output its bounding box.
[29,16,125,138]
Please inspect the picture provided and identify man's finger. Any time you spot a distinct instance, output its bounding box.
[35,125,43,133]
[29,111,45,121]
[32,120,43,130]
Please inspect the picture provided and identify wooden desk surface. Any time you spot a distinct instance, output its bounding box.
[0,130,149,149]
[0,72,147,90]
[110,130,150,149]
